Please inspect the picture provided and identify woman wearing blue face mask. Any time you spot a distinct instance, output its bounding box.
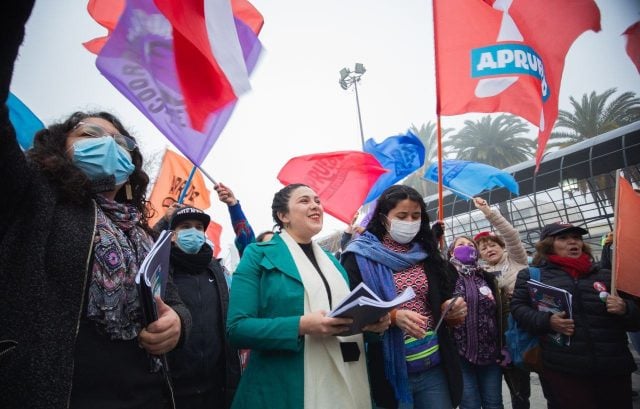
[165,206,240,409]
[448,237,507,409]
[341,185,466,409]
[0,7,190,406]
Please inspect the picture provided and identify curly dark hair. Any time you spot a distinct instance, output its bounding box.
[366,185,448,275]
[271,183,308,231]
[26,111,154,231]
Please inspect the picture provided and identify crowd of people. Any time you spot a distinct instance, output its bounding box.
[2,2,640,409]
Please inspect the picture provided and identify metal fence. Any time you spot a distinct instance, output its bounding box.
[424,121,640,260]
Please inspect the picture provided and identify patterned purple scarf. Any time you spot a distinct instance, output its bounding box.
[450,258,499,364]
[86,195,153,340]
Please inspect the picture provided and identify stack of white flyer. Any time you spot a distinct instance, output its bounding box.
[328,282,415,336]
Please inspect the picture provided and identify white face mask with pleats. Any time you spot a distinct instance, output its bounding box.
[386,217,421,244]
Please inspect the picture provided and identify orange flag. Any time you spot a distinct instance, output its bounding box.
[148,150,211,226]
[612,173,640,297]
[82,0,126,54]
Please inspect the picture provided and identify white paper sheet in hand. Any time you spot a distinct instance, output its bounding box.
[328,283,416,335]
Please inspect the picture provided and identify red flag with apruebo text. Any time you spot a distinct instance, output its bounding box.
[277,151,387,224]
[623,21,640,74]
[434,0,601,169]
[613,174,640,297]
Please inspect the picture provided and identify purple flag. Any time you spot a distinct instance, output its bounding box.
[96,0,262,165]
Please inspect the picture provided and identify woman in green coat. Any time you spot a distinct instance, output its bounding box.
[227,184,389,408]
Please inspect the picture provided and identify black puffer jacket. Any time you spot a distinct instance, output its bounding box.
[510,261,640,376]
[0,5,191,407]
[168,251,241,408]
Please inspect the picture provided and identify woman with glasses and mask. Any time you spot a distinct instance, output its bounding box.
[341,185,465,409]
[0,5,190,407]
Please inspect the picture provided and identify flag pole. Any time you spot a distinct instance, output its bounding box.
[431,0,445,223]
[436,116,444,220]
[177,165,198,204]
[440,184,473,201]
[196,165,218,187]
[610,169,621,296]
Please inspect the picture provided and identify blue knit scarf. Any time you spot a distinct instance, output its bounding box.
[344,231,428,404]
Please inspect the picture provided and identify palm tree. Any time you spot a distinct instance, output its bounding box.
[402,121,454,197]
[444,114,535,169]
[549,88,640,149]
[549,88,640,207]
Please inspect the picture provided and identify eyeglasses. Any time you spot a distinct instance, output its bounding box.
[73,121,138,151]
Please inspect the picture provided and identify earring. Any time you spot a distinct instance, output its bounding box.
[125,183,133,200]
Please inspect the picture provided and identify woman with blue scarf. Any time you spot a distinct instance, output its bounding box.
[342,185,465,409]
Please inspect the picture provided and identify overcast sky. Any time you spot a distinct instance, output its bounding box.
[11,0,640,257]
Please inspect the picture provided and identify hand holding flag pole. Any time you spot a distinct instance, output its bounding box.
[176,165,218,205]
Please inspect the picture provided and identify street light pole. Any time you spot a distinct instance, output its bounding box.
[352,77,365,149]
[339,63,367,149]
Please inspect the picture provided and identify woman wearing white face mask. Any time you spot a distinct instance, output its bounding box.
[342,185,466,409]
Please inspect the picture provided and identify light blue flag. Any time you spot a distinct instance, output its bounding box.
[423,159,519,199]
[7,92,43,150]
[363,131,426,203]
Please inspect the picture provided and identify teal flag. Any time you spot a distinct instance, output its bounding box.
[7,92,43,150]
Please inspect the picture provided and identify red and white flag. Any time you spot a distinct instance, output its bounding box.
[155,0,258,131]
[623,21,640,74]
[85,0,263,165]
[434,0,601,169]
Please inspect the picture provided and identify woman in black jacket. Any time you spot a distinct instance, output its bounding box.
[0,4,190,407]
[341,185,465,409]
[510,222,640,409]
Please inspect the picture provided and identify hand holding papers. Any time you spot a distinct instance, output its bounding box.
[135,230,173,373]
[328,283,416,336]
[526,279,573,346]
[136,230,173,325]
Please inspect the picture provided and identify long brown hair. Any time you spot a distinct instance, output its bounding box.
[27,111,154,231]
